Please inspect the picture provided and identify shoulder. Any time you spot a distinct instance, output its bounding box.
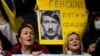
[32,42,50,54]
[5,43,21,56]
[82,52,91,56]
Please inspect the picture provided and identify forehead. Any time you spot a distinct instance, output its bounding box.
[42,15,57,21]
[94,16,100,20]
[21,27,33,32]
[68,34,79,39]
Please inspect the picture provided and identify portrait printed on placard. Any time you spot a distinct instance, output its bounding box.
[39,10,62,40]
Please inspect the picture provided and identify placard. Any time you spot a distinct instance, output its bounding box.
[37,0,88,44]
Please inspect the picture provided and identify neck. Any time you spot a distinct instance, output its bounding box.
[72,50,81,55]
[72,51,79,55]
[68,50,80,55]
[21,45,32,54]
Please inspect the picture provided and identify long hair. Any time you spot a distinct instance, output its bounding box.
[63,32,84,54]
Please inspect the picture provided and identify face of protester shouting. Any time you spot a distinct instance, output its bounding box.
[63,32,83,54]
[18,26,35,47]
[67,33,81,54]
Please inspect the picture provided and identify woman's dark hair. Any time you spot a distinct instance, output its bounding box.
[17,22,35,38]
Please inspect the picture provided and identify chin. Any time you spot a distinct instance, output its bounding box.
[26,43,33,46]
[72,47,79,50]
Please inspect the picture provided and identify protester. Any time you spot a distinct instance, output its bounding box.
[63,32,91,56]
[83,12,100,56]
[5,22,49,56]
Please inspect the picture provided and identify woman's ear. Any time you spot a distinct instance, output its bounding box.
[18,37,21,43]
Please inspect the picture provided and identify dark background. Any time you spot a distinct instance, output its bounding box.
[85,0,100,12]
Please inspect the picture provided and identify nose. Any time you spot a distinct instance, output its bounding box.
[49,23,52,28]
[27,33,31,37]
[48,23,53,31]
[73,39,77,43]
[48,28,53,31]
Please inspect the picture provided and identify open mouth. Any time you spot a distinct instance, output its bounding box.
[27,39,32,41]
[73,44,78,46]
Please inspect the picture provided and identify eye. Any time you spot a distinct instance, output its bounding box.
[23,32,27,35]
[51,21,58,24]
[30,32,34,35]
[43,20,49,23]
[69,38,73,41]
[94,17,100,21]
[76,38,79,40]
[94,18,98,21]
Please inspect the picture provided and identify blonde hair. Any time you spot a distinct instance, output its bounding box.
[63,32,84,54]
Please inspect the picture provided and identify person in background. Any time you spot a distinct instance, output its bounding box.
[63,32,91,56]
[5,22,49,56]
[0,0,39,51]
[83,12,100,56]
[0,0,39,55]
[0,1,17,52]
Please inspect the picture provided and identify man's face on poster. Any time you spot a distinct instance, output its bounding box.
[41,15,59,38]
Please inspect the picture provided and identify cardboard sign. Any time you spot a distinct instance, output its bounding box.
[37,0,88,45]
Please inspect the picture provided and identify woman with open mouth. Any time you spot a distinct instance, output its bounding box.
[63,32,91,56]
[5,22,49,56]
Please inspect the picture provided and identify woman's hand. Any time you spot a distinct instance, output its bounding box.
[0,47,5,55]
[32,51,41,56]
[87,43,96,53]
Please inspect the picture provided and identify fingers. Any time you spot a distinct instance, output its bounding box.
[0,48,5,55]
[90,44,96,50]
[87,43,96,53]
[32,51,41,56]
